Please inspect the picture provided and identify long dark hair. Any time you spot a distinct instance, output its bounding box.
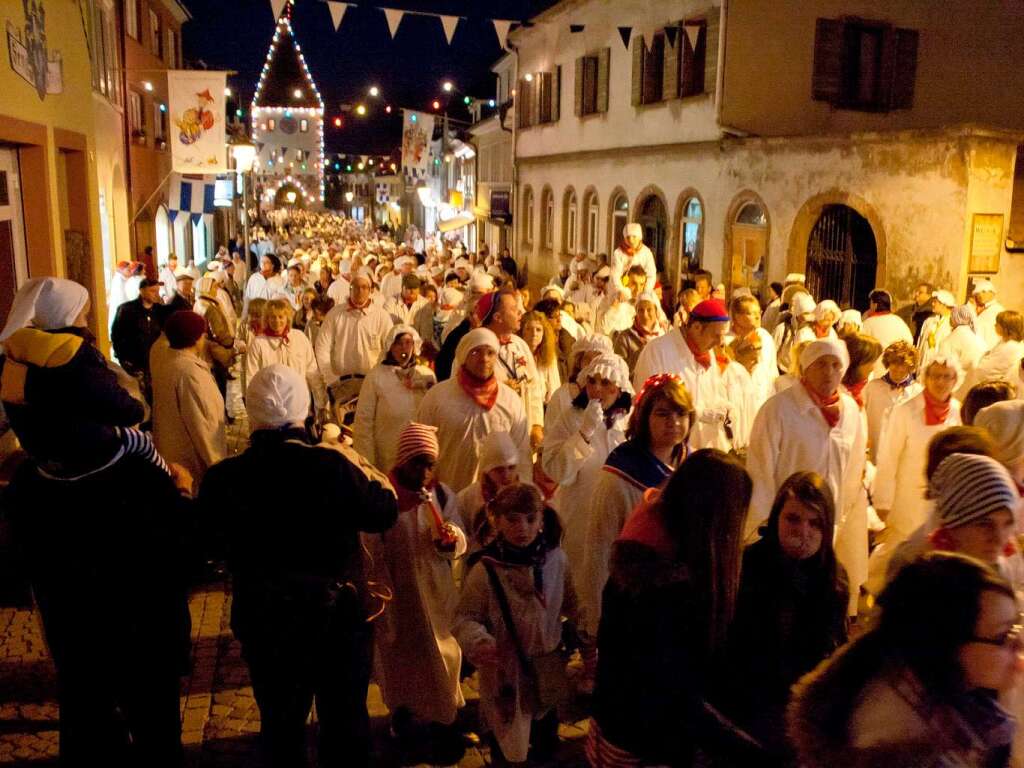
[657,449,751,651]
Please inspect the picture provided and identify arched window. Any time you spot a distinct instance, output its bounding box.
[728,195,769,297]
[681,197,703,273]
[521,186,534,247]
[563,188,578,255]
[609,191,629,251]
[585,191,599,256]
[541,187,554,250]
[737,202,767,226]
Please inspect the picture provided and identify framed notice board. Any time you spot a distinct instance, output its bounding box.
[969,213,1003,273]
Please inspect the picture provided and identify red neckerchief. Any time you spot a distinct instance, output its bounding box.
[262,327,290,345]
[685,332,711,370]
[802,380,841,428]
[623,245,637,257]
[632,316,659,340]
[814,323,831,339]
[249,319,263,335]
[846,378,868,408]
[348,299,369,315]
[458,367,499,410]
[923,389,952,426]
[618,489,674,559]
[715,348,730,374]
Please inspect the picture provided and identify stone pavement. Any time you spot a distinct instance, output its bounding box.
[0,418,590,766]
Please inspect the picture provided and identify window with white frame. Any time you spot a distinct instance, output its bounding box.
[565,191,578,254]
[587,194,599,255]
[90,1,122,105]
[681,196,703,273]
[125,0,138,40]
[610,193,629,249]
[299,119,309,132]
[542,189,554,250]
[129,91,144,137]
[154,102,167,144]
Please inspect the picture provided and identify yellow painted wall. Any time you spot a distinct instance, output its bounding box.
[0,0,109,343]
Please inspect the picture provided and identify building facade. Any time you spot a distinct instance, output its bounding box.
[512,0,1024,310]
[469,53,515,256]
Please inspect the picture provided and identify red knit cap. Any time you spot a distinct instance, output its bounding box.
[690,298,729,322]
[475,292,499,324]
[394,422,440,469]
[164,311,207,349]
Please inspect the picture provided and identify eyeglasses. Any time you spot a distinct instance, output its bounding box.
[971,622,1024,651]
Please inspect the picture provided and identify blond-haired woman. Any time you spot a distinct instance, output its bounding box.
[246,299,324,411]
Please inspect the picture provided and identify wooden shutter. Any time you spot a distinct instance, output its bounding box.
[812,18,844,102]
[538,72,552,123]
[890,28,918,109]
[642,34,664,103]
[662,24,681,101]
[553,65,561,121]
[574,57,584,116]
[681,20,707,96]
[703,11,719,96]
[631,36,644,106]
[597,47,611,112]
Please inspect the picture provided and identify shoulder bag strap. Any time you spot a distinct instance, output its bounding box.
[482,559,535,679]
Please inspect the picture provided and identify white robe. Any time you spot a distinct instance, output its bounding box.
[976,300,1006,350]
[871,392,961,539]
[416,378,532,492]
[352,362,436,472]
[916,313,951,369]
[383,295,429,327]
[609,244,657,288]
[313,302,393,383]
[746,384,866,596]
[245,329,325,409]
[940,325,986,400]
[495,334,545,430]
[965,339,1024,392]
[542,403,628,606]
[862,377,922,463]
[633,328,731,451]
[242,272,285,318]
[861,313,914,376]
[367,485,467,725]
[158,266,177,304]
[454,549,576,763]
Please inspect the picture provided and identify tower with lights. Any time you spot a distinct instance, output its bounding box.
[251,0,325,208]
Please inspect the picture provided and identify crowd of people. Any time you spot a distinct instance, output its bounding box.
[2,208,1024,767]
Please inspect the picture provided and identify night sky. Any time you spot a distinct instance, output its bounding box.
[181,0,557,157]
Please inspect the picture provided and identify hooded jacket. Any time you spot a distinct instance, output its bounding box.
[1,327,144,476]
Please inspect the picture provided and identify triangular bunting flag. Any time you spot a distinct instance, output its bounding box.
[327,1,347,31]
[439,15,459,45]
[383,8,404,39]
[570,24,585,33]
[269,0,288,20]
[493,19,512,50]
[684,22,701,50]
[664,25,678,47]
[617,26,632,49]
[360,155,368,165]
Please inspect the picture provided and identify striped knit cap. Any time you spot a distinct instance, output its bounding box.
[394,422,439,470]
[931,453,1020,529]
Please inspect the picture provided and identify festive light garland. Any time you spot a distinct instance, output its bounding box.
[251,0,326,202]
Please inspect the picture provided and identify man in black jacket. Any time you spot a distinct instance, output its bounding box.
[111,277,167,399]
[198,364,398,768]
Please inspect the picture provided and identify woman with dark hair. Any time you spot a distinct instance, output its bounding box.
[587,449,771,766]
[723,472,849,758]
[962,380,1017,425]
[789,552,1020,767]
[841,333,883,408]
[580,374,692,637]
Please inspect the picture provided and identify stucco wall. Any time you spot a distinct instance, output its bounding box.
[516,128,1022,308]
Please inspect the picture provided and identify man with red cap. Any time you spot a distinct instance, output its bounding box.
[150,310,226,495]
[633,298,733,451]
[745,337,867,610]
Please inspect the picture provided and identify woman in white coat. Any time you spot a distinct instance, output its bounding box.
[541,353,632,583]
[245,299,325,410]
[862,340,922,463]
[965,310,1024,393]
[939,305,986,400]
[544,333,613,432]
[365,423,467,730]
[352,324,436,472]
[868,356,962,594]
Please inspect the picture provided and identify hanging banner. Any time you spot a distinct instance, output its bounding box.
[492,19,512,50]
[168,70,228,173]
[401,109,435,182]
[439,15,459,44]
[383,8,404,39]
[327,1,347,30]
[617,26,632,49]
[167,173,217,223]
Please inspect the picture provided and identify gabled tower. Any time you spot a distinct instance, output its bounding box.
[251,0,325,208]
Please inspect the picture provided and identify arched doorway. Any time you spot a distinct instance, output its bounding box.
[637,194,668,273]
[728,197,769,299]
[806,205,877,309]
[274,183,306,210]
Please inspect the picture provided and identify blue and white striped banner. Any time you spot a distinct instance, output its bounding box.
[168,173,217,224]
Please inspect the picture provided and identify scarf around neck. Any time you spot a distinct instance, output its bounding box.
[846,378,868,408]
[632,316,659,340]
[802,380,841,428]
[685,332,711,370]
[262,326,290,345]
[923,389,952,425]
[476,535,550,596]
[457,367,499,410]
[882,372,915,390]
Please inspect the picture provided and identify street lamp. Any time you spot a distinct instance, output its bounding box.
[369,85,380,97]
[229,133,258,268]
[442,81,454,92]
[345,191,354,202]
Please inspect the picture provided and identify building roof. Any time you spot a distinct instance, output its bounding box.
[252,2,323,110]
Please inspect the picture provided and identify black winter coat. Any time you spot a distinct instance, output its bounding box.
[111,298,166,373]
[433,318,470,382]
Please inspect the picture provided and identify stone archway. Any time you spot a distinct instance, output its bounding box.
[787,190,887,303]
[633,184,670,276]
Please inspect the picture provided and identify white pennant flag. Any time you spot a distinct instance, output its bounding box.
[383,8,404,39]
[492,19,512,50]
[360,155,368,166]
[269,0,288,20]
[684,21,702,50]
[439,15,459,45]
[327,1,347,31]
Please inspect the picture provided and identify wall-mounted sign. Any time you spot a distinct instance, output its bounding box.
[490,189,511,222]
[6,1,63,99]
[969,213,1003,274]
